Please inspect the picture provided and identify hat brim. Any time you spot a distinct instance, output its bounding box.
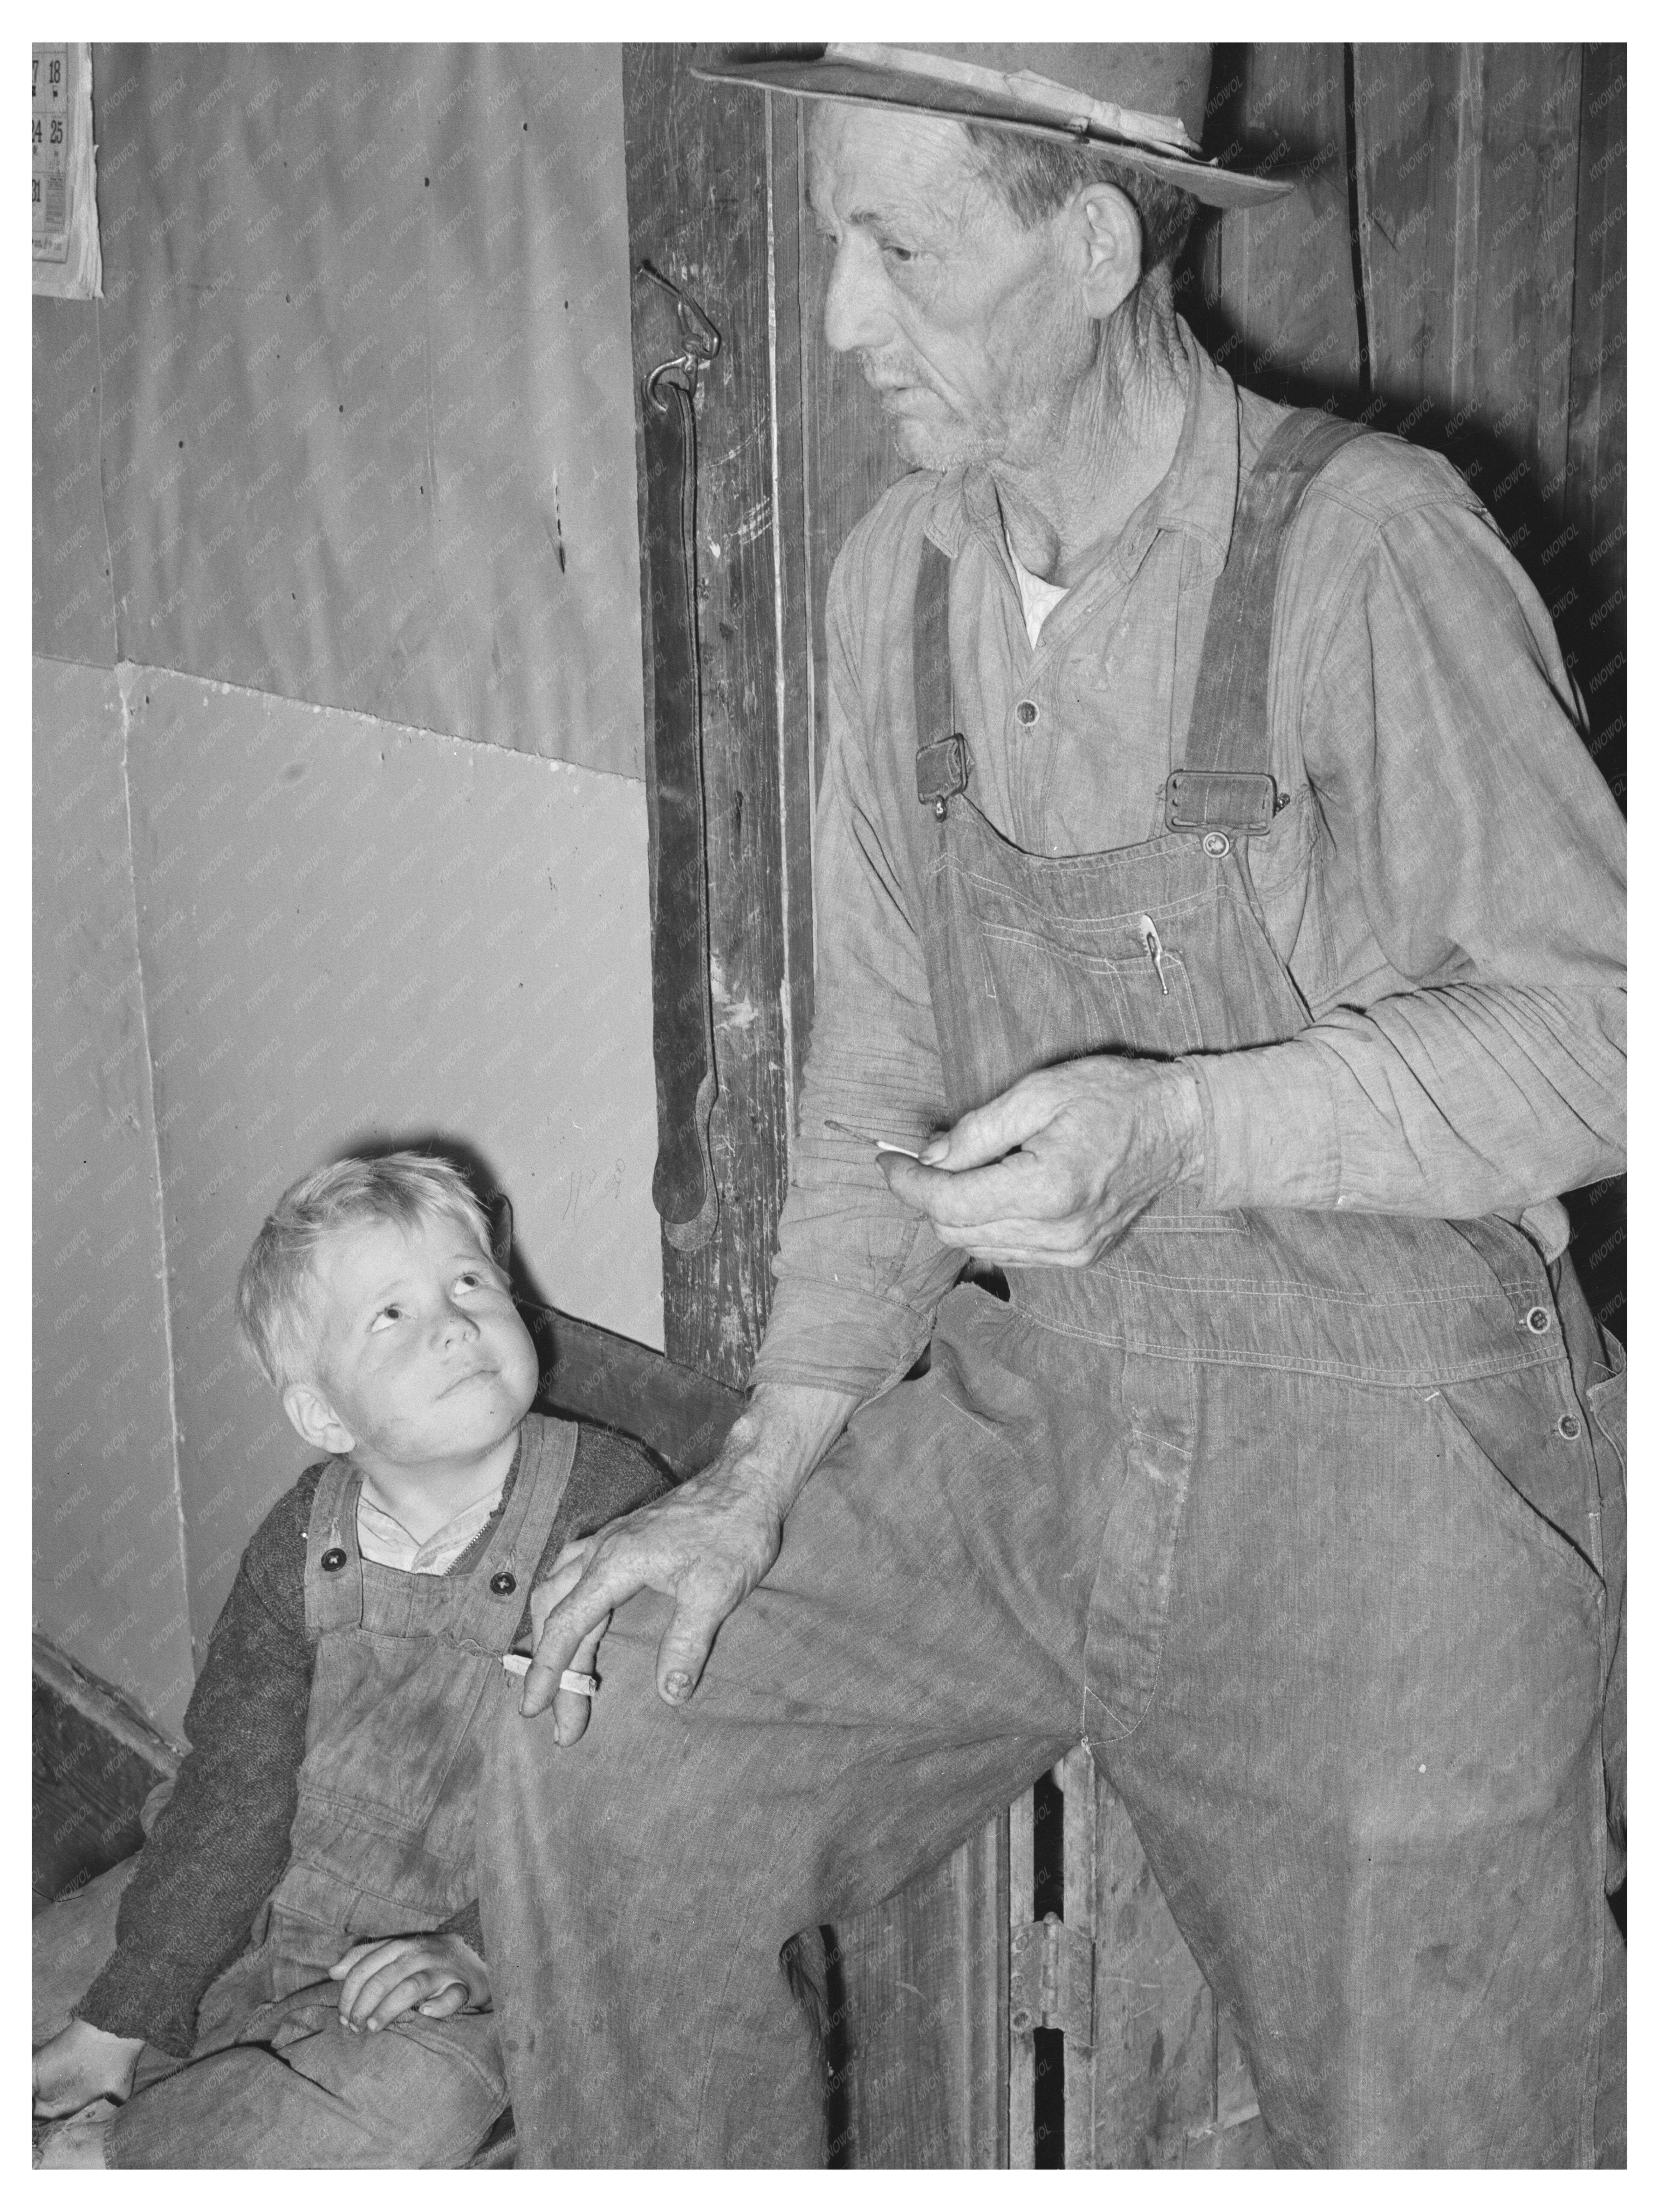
[692,54,1292,210]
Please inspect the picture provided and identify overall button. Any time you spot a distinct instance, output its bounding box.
[1524,1306,1553,1335]
[1556,1413,1583,1442]
[489,1570,518,1596]
[320,1547,348,1573]
[1202,830,1231,858]
[1014,699,1040,728]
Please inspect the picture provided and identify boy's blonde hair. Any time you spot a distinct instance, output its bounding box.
[236,1152,496,1389]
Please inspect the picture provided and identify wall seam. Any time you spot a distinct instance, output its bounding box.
[764,95,797,1151]
[113,661,192,1691]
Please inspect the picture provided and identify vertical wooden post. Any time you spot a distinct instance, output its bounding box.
[621,45,814,1386]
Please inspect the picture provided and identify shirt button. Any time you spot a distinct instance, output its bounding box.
[1524,1306,1553,1335]
[489,1570,518,1596]
[1556,1413,1582,1442]
[1014,699,1039,728]
[321,1547,348,1573]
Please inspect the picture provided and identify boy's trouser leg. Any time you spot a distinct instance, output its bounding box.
[102,1987,509,2168]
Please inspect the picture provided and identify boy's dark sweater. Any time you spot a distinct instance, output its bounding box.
[78,1417,668,2057]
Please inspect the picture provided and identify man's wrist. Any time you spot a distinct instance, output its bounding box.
[724,1381,860,1515]
[1166,1060,1207,1186]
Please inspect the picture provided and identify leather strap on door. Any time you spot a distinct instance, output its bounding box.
[641,375,719,1251]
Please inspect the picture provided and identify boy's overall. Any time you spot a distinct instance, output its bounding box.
[69,1418,573,2167]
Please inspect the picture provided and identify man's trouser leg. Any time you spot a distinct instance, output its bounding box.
[480,1288,1097,2167]
[1098,1345,1622,2167]
[481,1286,1621,2168]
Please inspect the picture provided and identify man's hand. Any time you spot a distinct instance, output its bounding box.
[880,1056,1205,1268]
[330,1932,490,2033]
[519,1382,859,1732]
[32,2018,145,2117]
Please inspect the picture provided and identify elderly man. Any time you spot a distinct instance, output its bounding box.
[484,45,1626,2167]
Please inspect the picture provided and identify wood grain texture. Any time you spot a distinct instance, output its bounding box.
[830,1818,1009,2168]
[1200,43,1362,404]
[33,1676,170,1911]
[623,46,805,1385]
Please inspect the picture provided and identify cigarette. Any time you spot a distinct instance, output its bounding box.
[823,1116,923,1160]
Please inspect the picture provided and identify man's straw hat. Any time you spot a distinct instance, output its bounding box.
[693,43,1290,210]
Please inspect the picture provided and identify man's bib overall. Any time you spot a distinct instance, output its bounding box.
[482,420,1625,2168]
[106,1419,574,2168]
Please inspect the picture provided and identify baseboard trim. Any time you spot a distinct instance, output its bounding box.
[31,1634,184,1777]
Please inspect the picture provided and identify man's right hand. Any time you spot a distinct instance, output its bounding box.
[519,1381,859,1735]
[32,2019,146,2117]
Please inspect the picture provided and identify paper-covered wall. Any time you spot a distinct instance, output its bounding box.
[85,44,643,777]
[33,46,662,1726]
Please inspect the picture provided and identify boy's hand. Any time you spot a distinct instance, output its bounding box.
[32,2019,145,2116]
[330,1933,491,2032]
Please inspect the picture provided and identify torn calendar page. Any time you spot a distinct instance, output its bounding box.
[33,43,100,299]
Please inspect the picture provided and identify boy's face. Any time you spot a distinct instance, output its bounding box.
[292,1211,539,1476]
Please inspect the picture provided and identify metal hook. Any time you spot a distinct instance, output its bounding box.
[636,261,721,413]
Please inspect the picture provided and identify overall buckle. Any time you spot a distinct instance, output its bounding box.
[1164,768,1279,853]
[916,734,969,820]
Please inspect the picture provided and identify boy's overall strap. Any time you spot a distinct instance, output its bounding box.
[303,1454,366,1634]
[1166,409,1365,840]
[452,1413,579,1652]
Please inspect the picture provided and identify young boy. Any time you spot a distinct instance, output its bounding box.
[32,1153,668,2168]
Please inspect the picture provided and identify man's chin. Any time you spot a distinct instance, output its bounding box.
[887,412,984,474]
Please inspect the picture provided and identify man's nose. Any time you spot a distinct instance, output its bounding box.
[822,234,894,356]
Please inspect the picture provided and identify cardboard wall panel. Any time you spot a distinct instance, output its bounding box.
[33,297,117,668]
[121,667,661,1647]
[33,658,192,1735]
[94,44,643,777]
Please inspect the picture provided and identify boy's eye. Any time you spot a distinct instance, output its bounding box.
[454,1270,485,1293]
[369,1304,404,1331]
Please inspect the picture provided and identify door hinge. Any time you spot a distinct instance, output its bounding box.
[1009,1912,1094,2049]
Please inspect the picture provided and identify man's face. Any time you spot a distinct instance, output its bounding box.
[302,1212,538,1476]
[807,105,1090,474]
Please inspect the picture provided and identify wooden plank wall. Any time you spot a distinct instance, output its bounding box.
[1200,40,1626,1340]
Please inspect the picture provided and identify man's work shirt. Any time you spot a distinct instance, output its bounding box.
[752,321,1626,1404]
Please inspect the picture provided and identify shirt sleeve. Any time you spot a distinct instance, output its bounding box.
[75,1481,317,2057]
[749,535,966,1402]
[1189,492,1626,1226]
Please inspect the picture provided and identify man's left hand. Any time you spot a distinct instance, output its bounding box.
[880,1056,1205,1267]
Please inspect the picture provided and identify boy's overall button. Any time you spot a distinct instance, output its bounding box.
[489,1570,517,1596]
[1524,1306,1552,1335]
[320,1547,348,1573]
[1014,699,1039,728]
[1202,830,1231,857]
[1556,1413,1582,1441]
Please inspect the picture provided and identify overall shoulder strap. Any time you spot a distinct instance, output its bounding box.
[1167,408,1365,840]
[912,539,969,818]
[303,1454,366,1635]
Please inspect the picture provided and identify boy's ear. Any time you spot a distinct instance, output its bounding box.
[282,1381,356,1457]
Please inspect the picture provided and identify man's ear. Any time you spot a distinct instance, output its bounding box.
[282,1381,356,1457]
[1075,181,1144,322]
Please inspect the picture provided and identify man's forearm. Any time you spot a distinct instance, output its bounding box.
[720,1380,864,1521]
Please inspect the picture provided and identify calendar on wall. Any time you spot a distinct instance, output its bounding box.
[33,43,100,299]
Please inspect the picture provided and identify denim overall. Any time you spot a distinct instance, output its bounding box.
[107,1415,575,2169]
[482,421,1623,2168]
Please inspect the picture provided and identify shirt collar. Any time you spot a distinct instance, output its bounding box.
[924,318,1241,583]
